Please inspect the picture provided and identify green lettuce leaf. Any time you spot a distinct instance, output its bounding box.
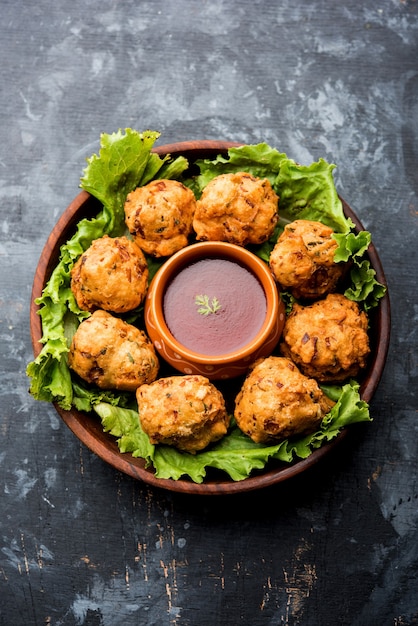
[274,158,352,233]
[193,142,288,191]
[94,401,155,468]
[194,145,385,310]
[333,230,371,263]
[344,260,388,311]
[194,146,350,233]
[332,230,386,309]
[27,128,189,409]
[71,380,133,413]
[80,129,164,235]
[91,381,370,483]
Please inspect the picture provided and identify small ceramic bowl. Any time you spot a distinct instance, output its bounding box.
[145,241,286,379]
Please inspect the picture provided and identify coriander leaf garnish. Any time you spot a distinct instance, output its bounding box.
[195,294,221,316]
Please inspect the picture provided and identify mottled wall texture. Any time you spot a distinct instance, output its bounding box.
[1,1,417,625]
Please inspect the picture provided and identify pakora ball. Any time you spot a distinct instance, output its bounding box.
[124,179,196,257]
[68,310,159,392]
[234,356,335,444]
[136,375,230,453]
[280,293,370,383]
[71,235,149,313]
[269,219,345,300]
[193,172,279,246]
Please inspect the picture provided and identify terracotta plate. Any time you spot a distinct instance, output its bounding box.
[30,141,391,495]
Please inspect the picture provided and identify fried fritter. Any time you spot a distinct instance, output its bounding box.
[193,172,279,246]
[124,179,196,257]
[269,219,345,300]
[280,293,370,383]
[68,310,159,391]
[136,375,230,453]
[234,356,335,444]
[70,235,149,313]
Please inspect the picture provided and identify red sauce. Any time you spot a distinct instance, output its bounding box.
[163,258,267,356]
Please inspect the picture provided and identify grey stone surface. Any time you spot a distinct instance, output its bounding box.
[0,1,417,625]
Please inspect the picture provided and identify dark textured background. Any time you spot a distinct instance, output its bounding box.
[1,1,417,625]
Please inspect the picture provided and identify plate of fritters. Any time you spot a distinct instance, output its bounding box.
[30,141,390,495]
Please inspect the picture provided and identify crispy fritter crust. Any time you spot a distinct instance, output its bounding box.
[136,375,230,453]
[124,179,196,257]
[193,172,279,246]
[68,310,159,391]
[234,356,335,444]
[269,219,345,299]
[71,235,149,313]
[280,293,370,382]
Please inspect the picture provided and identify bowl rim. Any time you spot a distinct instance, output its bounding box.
[145,240,282,365]
[29,140,391,495]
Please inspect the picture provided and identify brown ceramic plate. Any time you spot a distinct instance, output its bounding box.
[30,141,391,495]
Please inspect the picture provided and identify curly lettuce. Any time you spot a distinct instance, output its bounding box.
[94,380,370,483]
[27,129,188,409]
[192,143,386,311]
[192,144,349,231]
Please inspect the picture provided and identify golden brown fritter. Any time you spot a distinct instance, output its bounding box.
[280,293,370,383]
[193,172,279,246]
[136,375,230,453]
[71,235,149,313]
[68,310,159,392]
[234,356,335,444]
[269,219,345,300]
[124,179,196,257]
